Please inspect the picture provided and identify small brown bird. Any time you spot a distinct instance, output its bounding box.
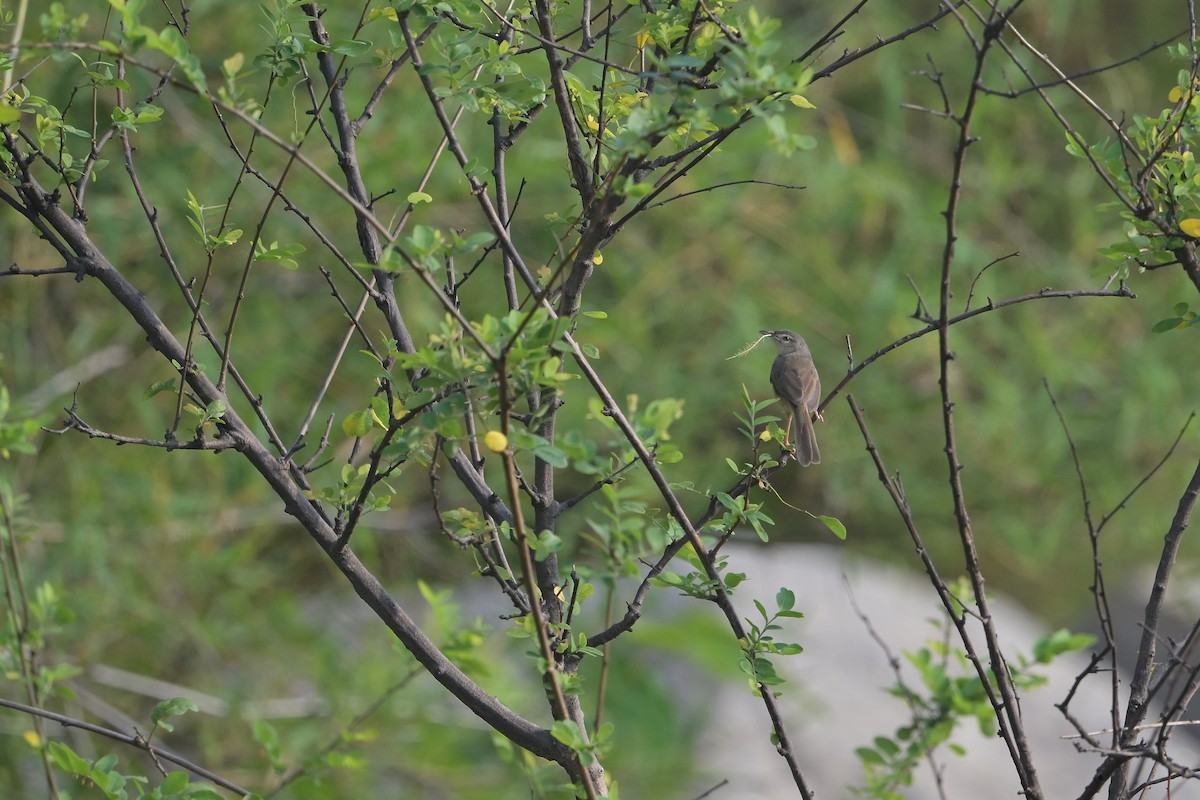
[762,329,821,467]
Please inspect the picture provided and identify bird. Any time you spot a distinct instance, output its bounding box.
[762,329,821,467]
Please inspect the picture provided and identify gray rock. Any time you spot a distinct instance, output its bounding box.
[689,543,1200,800]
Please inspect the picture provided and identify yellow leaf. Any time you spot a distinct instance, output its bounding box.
[789,94,816,110]
[1170,86,1184,103]
[636,32,652,51]
[1181,218,1200,238]
[759,429,772,442]
[22,731,41,748]
[222,52,244,79]
[593,251,603,265]
[484,430,508,452]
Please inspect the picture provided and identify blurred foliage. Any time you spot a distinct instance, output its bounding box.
[1,0,1199,797]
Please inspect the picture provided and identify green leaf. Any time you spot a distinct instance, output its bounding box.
[531,530,563,560]
[156,27,206,88]
[111,102,164,131]
[0,103,20,125]
[532,443,568,468]
[776,587,795,612]
[458,231,496,251]
[161,771,190,793]
[1032,628,1097,663]
[215,229,242,247]
[48,741,92,773]
[407,191,433,205]
[151,696,199,725]
[818,514,847,540]
[253,240,305,269]
[656,443,683,463]
[342,410,373,438]
[550,719,586,749]
[370,395,392,427]
[1152,317,1183,332]
[144,378,178,399]
[410,224,438,252]
[330,39,371,56]
[654,572,683,586]
[251,718,282,770]
[463,157,488,180]
[874,736,899,756]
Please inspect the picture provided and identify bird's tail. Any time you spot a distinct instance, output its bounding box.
[795,405,820,467]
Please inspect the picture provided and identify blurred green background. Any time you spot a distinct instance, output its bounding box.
[2,0,1199,796]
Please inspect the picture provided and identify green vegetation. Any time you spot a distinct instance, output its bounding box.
[1,0,1199,798]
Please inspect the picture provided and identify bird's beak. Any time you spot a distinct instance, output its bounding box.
[759,329,775,336]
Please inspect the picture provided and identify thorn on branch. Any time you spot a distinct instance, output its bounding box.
[370,188,396,206]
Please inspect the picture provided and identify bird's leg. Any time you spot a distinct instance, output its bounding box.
[782,409,794,449]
